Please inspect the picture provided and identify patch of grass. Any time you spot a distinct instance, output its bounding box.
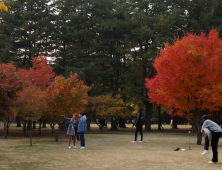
[0,123,222,169]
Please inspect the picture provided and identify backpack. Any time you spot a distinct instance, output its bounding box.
[65,121,69,128]
[140,116,145,126]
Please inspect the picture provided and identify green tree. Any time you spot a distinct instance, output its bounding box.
[120,0,187,131]
[0,0,55,67]
[187,0,222,36]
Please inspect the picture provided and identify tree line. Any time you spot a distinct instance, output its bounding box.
[1,0,222,136]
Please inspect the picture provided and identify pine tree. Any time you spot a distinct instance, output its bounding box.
[121,0,187,130]
[186,0,222,36]
[0,0,55,67]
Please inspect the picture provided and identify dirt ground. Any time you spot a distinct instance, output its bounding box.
[0,123,221,170]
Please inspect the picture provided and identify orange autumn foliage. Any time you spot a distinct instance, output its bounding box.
[0,62,22,119]
[15,85,46,119]
[88,94,125,118]
[145,29,222,113]
[45,73,90,117]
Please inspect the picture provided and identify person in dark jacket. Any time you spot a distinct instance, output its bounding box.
[132,111,143,143]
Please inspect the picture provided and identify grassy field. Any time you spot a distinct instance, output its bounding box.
[0,123,222,170]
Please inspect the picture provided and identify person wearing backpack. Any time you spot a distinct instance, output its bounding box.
[132,110,144,143]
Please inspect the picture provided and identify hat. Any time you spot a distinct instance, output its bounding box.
[200,120,205,126]
[202,115,209,120]
[137,110,142,114]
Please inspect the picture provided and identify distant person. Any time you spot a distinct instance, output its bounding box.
[77,112,87,149]
[63,114,77,148]
[201,115,222,164]
[131,118,136,129]
[105,119,108,129]
[170,119,173,128]
[132,111,144,143]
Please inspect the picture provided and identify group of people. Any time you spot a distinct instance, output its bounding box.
[131,112,222,164]
[62,111,222,164]
[63,112,87,149]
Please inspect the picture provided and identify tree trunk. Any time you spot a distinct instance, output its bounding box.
[30,119,32,146]
[119,118,126,128]
[23,120,27,137]
[53,126,58,142]
[145,103,153,131]
[158,105,162,130]
[172,115,178,129]
[196,114,202,145]
[39,122,42,135]
[16,116,21,127]
[119,101,126,128]
[33,121,36,129]
[4,121,7,139]
[6,120,9,134]
[110,117,118,130]
[99,126,103,133]
[27,119,32,131]
[87,116,91,131]
[42,122,46,128]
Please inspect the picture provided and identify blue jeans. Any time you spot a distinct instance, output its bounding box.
[80,132,85,147]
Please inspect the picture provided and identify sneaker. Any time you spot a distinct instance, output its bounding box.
[139,141,142,143]
[69,146,71,149]
[73,146,77,148]
[208,161,216,164]
[201,150,210,155]
[80,147,85,149]
[132,141,136,143]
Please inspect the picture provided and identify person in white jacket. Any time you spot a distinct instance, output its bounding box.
[201,115,222,164]
[201,120,212,156]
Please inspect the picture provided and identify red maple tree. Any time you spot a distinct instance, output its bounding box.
[0,62,23,138]
[17,55,55,90]
[145,30,222,144]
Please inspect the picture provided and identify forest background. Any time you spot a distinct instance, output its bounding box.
[1,0,222,145]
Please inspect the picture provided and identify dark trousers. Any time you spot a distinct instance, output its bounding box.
[80,132,85,147]
[75,128,79,140]
[211,132,222,162]
[204,136,209,150]
[134,126,143,141]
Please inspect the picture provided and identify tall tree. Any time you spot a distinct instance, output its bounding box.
[187,0,222,37]
[121,0,187,131]
[0,0,55,67]
[13,85,46,145]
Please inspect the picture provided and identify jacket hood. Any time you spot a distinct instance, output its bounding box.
[82,115,87,120]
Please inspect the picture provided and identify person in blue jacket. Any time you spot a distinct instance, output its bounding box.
[77,112,87,149]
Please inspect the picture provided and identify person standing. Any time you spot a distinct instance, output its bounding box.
[63,114,77,148]
[74,114,80,141]
[77,112,87,149]
[201,115,222,164]
[132,111,143,143]
[131,118,136,129]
